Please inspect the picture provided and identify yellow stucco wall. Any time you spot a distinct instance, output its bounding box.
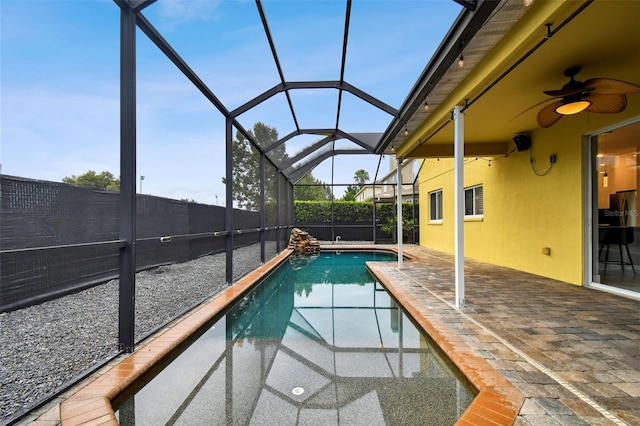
[419,103,640,286]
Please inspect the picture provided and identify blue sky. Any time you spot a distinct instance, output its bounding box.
[1,0,460,205]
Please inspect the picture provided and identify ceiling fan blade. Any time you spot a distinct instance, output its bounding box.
[585,78,640,95]
[585,93,627,113]
[543,88,585,97]
[537,101,563,128]
[510,98,556,122]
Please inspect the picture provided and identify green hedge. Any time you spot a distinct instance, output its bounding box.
[294,201,415,224]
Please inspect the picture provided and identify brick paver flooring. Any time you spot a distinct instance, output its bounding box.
[378,245,640,425]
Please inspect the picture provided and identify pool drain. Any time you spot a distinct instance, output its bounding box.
[292,387,304,395]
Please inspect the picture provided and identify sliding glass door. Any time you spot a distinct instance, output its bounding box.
[591,119,640,296]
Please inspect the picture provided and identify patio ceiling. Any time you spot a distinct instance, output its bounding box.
[397,0,640,159]
[119,0,523,183]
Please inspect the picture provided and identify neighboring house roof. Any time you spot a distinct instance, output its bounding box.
[355,159,418,201]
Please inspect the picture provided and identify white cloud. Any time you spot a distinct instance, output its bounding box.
[155,0,223,29]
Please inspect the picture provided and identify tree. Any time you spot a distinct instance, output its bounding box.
[223,122,332,207]
[223,122,288,210]
[62,170,120,191]
[354,169,370,188]
[341,184,359,201]
[294,173,333,201]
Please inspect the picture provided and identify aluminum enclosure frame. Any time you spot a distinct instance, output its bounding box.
[113,0,500,351]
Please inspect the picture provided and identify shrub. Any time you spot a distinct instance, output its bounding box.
[294,201,416,225]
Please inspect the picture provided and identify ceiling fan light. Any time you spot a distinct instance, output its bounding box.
[555,100,591,115]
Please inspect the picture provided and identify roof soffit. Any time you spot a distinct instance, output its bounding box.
[396,0,617,159]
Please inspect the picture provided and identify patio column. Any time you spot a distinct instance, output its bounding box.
[454,105,465,309]
[397,158,403,268]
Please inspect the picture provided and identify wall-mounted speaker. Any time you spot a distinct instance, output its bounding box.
[513,134,531,151]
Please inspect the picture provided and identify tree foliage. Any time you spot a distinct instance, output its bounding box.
[341,184,359,201]
[62,170,120,191]
[225,122,288,211]
[225,121,333,208]
[294,173,333,201]
[354,169,370,188]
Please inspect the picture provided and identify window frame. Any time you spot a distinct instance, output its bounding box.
[429,189,443,222]
[464,184,484,218]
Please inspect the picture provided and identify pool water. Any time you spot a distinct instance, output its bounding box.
[116,251,475,425]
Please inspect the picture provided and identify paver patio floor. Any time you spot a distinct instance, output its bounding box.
[373,245,640,425]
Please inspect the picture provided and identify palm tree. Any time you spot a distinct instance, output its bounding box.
[354,169,370,188]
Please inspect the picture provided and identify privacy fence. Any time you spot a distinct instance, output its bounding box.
[1,176,417,313]
[0,175,270,312]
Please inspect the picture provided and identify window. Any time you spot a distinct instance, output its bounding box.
[465,185,483,217]
[429,189,443,221]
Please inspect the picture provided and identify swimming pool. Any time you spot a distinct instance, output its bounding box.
[114,251,476,425]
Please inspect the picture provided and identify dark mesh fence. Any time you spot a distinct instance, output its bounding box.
[0,175,261,312]
[188,203,226,258]
[1,175,120,249]
[1,243,121,312]
[0,174,415,312]
[1,176,121,311]
[136,195,190,268]
[233,208,261,248]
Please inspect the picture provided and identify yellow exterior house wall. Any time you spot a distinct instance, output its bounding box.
[419,126,583,284]
[419,102,640,286]
[413,0,640,287]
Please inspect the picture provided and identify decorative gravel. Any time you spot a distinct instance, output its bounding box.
[0,243,270,424]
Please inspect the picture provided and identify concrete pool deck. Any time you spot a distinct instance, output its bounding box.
[21,244,640,425]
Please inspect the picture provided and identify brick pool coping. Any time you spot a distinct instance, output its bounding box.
[366,261,525,425]
[55,245,523,425]
[58,250,294,426]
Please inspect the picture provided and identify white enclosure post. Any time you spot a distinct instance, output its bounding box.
[453,105,465,309]
[396,158,403,269]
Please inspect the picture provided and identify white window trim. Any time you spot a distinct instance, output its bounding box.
[429,189,443,223]
[464,184,484,218]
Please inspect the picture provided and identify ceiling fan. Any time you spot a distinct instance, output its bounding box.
[535,66,640,128]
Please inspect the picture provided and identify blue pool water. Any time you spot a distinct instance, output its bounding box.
[116,251,475,425]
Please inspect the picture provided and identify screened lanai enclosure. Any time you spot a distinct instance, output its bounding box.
[1,0,502,423]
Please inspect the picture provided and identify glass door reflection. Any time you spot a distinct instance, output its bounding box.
[594,121,640,294]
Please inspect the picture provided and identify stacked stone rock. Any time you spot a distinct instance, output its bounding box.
[288,228,321,254]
